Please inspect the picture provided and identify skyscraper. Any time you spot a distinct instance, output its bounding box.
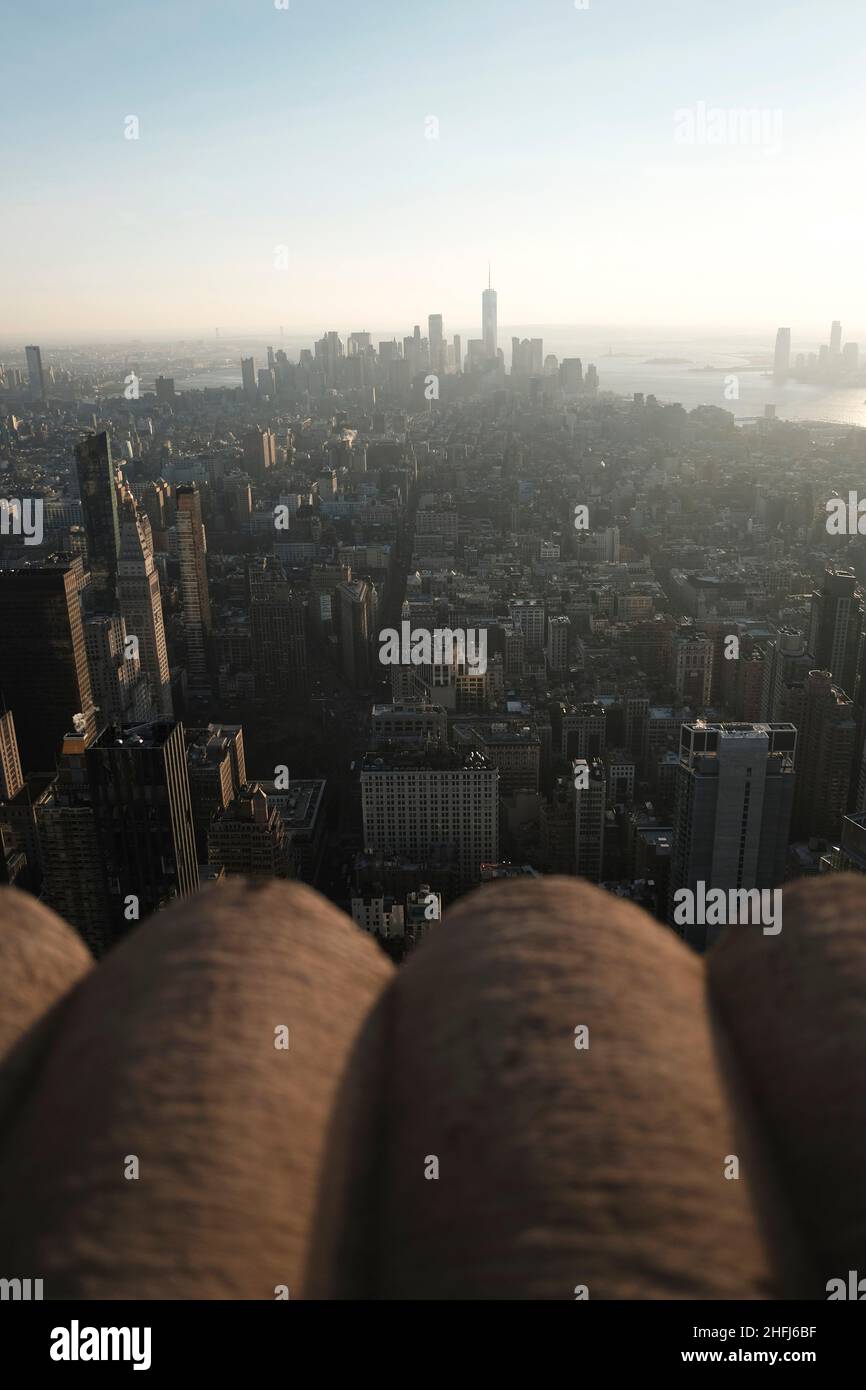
[87,720,199,937]
[243,428,277,477]
[118,507,173,717]
[0,709,24,801]
[510,598,545,650]
[669,721,796,949]
[773,327,791,376]
[75,432,121,603]
[830,319,842,356]
[482,274,498,362]
[792,670,856,841]
[671,627,714,707]
[808,567,862,699]
[574,756,606,883]
[338,578,376,689]
[208,784,292,880]
[241,356,256,400]
[546,615,571,675]
[186,723,247,861]
[176,485,212,691]
[85,613,152,724]
[25,345,45,403]
[0,557,97,774]
[35,729,112,954]
[250,582,308,695]
[428,314,444,373]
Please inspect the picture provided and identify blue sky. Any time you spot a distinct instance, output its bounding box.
[2,0,865,338]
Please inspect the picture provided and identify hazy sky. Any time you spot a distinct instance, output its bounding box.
[2,0,865,339]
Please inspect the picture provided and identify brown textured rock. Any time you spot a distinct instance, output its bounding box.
[1,872,864,1299]
[0,888,92,1123]
[378,877,807,1299]
[709,873,866,1294]
[0,878,393,1299]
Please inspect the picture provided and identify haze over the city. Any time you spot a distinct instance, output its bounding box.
[2,0,864,338]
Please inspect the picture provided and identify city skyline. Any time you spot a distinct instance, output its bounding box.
[4,0,866,1323]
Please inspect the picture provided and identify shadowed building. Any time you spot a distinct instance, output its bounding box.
[361,746,498,890]
[87,721,198,939]
[176,485,212,692]
[793,670,856,841]
[75,432,120,604]
[186,724,247,862]
[0,557,97,774]
[118,506,173,718]
[208,784,292,879]
[808,568,862,700]
[670,721,797,949]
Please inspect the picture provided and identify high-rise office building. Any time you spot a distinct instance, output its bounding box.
[176,485,212,690]
[766,628,813,725]
[85,613,152,724]
[723,646,771,723]
[241,356,256,400]
[669,721,797,949]
[140,478,172,538]
[452,720,540,795]
[808,567,862,700]
[838,811,866,872]
[338,578,376,690]
[830,319,843,356]
[561,358,584,392]
[0,557,97,774]
[671,627,714,707]
[773,327,791,376]
[186,723,247,861]
[118,507,173,717]
[87,720,199,936]
[576,525,620,564]
[208,784,292,879]
[574,756,606,883]
[36,729,112,955]
[510,598,545,650]
[560,702,607,760]
[0,709,24,801]
[250,582,307,694]
[75,432,121,603]
[540,773,576,874]
[243,428,277,477]
[546,615,571,674]
[257,367,276,398]
[482,276,498,362]
[502,623,526,679]
[792,670,856,841]
[428,314,444,373]
[25,345,46,402]
[361,747,498,889]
